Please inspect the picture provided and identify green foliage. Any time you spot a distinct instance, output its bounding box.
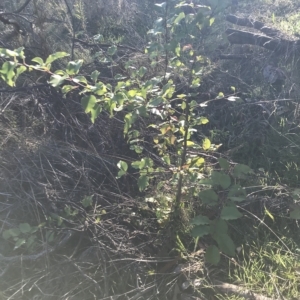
[0,0,257,265]
[230,238,300,299]
[2,223,44,250]
[205,245,220,265]
[81,195,93,208]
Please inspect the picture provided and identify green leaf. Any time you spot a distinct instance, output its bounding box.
[0,48,20,58]
[82,195,93,208]
[211,171,231,189]
[128,89,137,97]
[190,215,210,225]
[218,158,230,170]
[2,230,11,240]
[148,96,164,107]
[205,245,220,265]
[46,231,55,242]
[209,17,215,26]
[117,160,128,172]
[202,138,211,150]
[221,206,243,220]
[198,189,218,205]
[19,223,31,233]
[228,185,246,202]
[15,65,27,78]
[0,61,17,86]
[107,45,117,55]
[14,238,26,250]
[67,60,83,75]
[290,208,300,219]
[138,175,149,191]
[45,52,69,65]
[81,95,97,113]
[173,12,185,25]
[62,85,75,94]
[91,70,100,82]
[93,34,104,42]
[217,92,224,99]
[233,164,252,178]
[26,235,36,248]
[138,66,147,77]
[117,170,126,178]
[191,225,210,238]
[210,219,228,235]
[265,207,274,221]
[49,74,67,87]
[190,157,205,167]
[73,75,87,84]
[131,161,142,169]
[90,104,102,123]
[94,82,107,96]
[31,57,44,65]
[163,155,171,165]
[214,233,235,256]
[196,117,209,125]
[9,228,21,237]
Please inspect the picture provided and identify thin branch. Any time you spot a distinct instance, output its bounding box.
[0,231,73,264]
[63,0,75,60]
[13,0,32,14]
[73,38,144,53]
[0,84,50,93]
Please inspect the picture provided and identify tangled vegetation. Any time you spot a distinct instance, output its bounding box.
[1,0,300,299]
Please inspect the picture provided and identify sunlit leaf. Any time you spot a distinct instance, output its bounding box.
[81,95,97,113]
[49,74,67,87]
[67,60,83,75]
[73,75,87,84]
[90,105,102,123]
[31,57,44,65]
[0,48,20,58]
[202,138,211,150]
[0,61,17,86]
[62,85,75,94]
[45,52,69,65]
[265,207,274,221]
[173,12,185,25]
[91,70,100,82]
[117,160,128,172]
[14,238,26,250]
